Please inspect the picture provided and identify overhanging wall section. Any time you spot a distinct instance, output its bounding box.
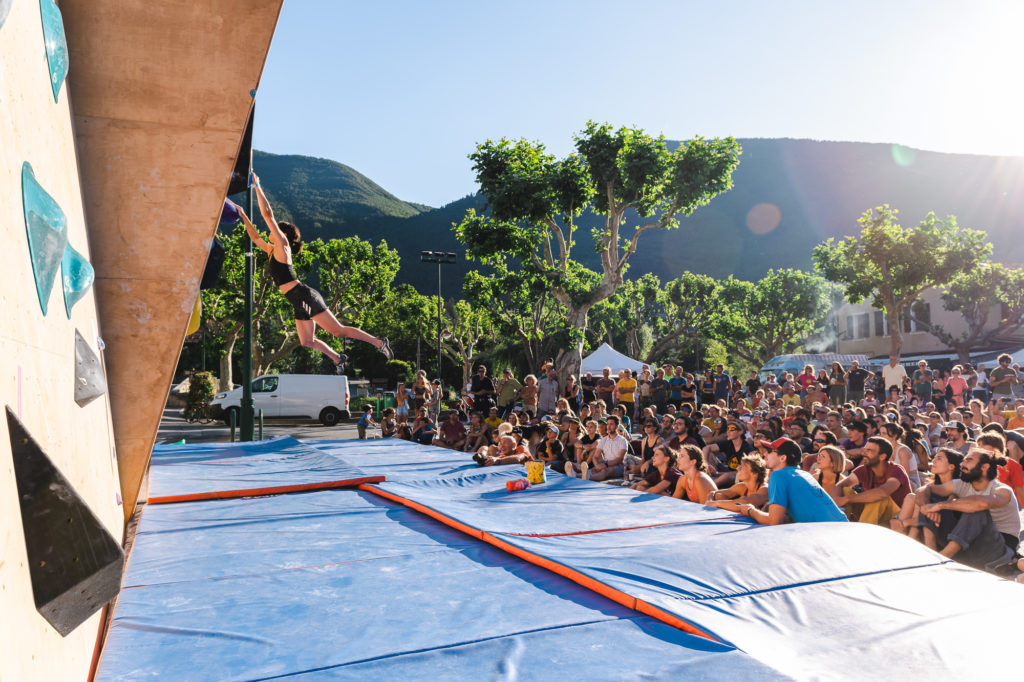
[61,0,284,518]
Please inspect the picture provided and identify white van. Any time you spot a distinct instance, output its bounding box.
[210,374,350,426]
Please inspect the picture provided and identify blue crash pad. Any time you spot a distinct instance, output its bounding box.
[95,491,782,681]
[147,436,380,502]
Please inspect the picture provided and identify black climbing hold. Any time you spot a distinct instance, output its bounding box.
[7,407,124,636]
[74,330,107,407]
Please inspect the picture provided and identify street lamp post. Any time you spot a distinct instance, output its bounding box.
[420,251,457,389]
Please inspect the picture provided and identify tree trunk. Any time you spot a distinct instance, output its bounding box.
[955,344,972,366]
[557,306,590,387]
[887,307,903,359]
[218,335,236,392]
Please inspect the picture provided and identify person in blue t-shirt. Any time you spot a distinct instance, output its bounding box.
[738,437,848,524]
[713,364,731,402]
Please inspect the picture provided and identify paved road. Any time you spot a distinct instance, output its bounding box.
[156,406,360,445]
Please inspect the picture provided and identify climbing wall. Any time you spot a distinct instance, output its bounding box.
[1,1,283,679]
[0,2,123,678]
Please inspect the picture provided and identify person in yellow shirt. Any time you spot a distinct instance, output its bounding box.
[1007,404,1024,430]
[615,370,638,423]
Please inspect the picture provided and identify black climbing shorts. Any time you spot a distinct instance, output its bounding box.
[284,282,328,321]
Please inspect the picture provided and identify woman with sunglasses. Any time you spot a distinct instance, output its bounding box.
[637,419,665,476]
[813,445,847,493]
[702,419,753,487]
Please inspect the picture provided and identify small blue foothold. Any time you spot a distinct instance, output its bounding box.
[250,89,256,98]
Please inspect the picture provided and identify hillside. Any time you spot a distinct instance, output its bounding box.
[244,150,430,235]
[248,140,1024,288]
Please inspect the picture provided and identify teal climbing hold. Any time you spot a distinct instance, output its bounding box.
[0,0,12,31]
[39,0,69,102]
[22,162,68,316]
[61,244,94,318]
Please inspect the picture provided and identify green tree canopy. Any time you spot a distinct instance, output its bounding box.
[455,122,740,379]
[712,269,835,368]
[813,205,991,358]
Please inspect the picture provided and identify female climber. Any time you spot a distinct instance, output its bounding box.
[234,172,393,373]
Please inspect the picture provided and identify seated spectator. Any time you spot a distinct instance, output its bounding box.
[741,438,847,524]
[612,404,632,435]
[752,428,775,457]
[667,416,705,450]
[411,410,436,445]
[891,447,962,540]
[379,408,397,438]
[944,420,972,454]
[536,424,569,474]
[786,419,812,453]
[830,437,911,526]
[813,445,847,493]
[630,445,682,495]
[703,419,753,487]
[435,410,467,450]
[571,419,602,473]
[707,453,769,512]
[463,412,489,452]
[484,406,503,430]
[880,422,921,488]
[658,413,675,440]
[672,444,718,503]
[637,418,665,477]
[802,428,838,471]
[397,422,413,441]
[584,415,629,481]
[917,448,1020,571]
[978,429,1024,508]
[473,434,531,466]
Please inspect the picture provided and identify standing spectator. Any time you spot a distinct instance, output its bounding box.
[595,367,617,406]
[615,370,638,420]
[470,365,496,415]
[699,370,715,407]
[637,365,653,417]
[668,366,686,406]
[356,405,378,440]
[988,353,1018,405]
[741,438,847,524]
[845,361,873,405]
[412,371,431,411]
[495,368,522,419]
[395,381,411,419]
[562,374,581,414]
[426,379,442,422]
[830,437,911,526]
[974,364,990,402]
[649,368,671,415]
[580,372,597,405]
[678,371,698,409]
[745,371,762,400]
[519,375,539,417]
[826,362,846,406]
[713,364,731,404]
[796,365,817,397]
[945,365,969,408]
[537,367,560,417]
[881,356,908,395]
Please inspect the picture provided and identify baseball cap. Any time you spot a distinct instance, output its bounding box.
[944,420,966,431]
[769,437,803,460]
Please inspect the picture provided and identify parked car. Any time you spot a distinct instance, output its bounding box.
[210,374,351,426]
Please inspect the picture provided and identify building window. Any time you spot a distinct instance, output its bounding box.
[875,311,886,337]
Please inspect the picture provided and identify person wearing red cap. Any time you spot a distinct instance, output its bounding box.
[739,437,847,524]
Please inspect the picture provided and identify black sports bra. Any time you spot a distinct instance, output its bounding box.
[269,254,297,286]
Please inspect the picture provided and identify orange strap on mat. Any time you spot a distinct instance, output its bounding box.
[357,483,719,643]
[149,477,385,504]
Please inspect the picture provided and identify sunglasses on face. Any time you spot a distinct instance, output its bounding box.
[727,426,740,432]
[813,438,827,444]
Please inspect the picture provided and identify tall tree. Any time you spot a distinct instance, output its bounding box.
[438,299,495,390]
[647,272,721,362]
[713,269,834,368]
[908,263,1024,364]
[455,122,740,381]
[588,273,664,359]
[813,205,990,359]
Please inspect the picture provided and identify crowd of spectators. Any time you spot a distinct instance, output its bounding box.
[368,355,1024,580]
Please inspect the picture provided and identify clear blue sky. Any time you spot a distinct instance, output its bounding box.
[254,0,1024,207]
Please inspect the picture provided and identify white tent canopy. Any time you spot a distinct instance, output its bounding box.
[580,343,646,376]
